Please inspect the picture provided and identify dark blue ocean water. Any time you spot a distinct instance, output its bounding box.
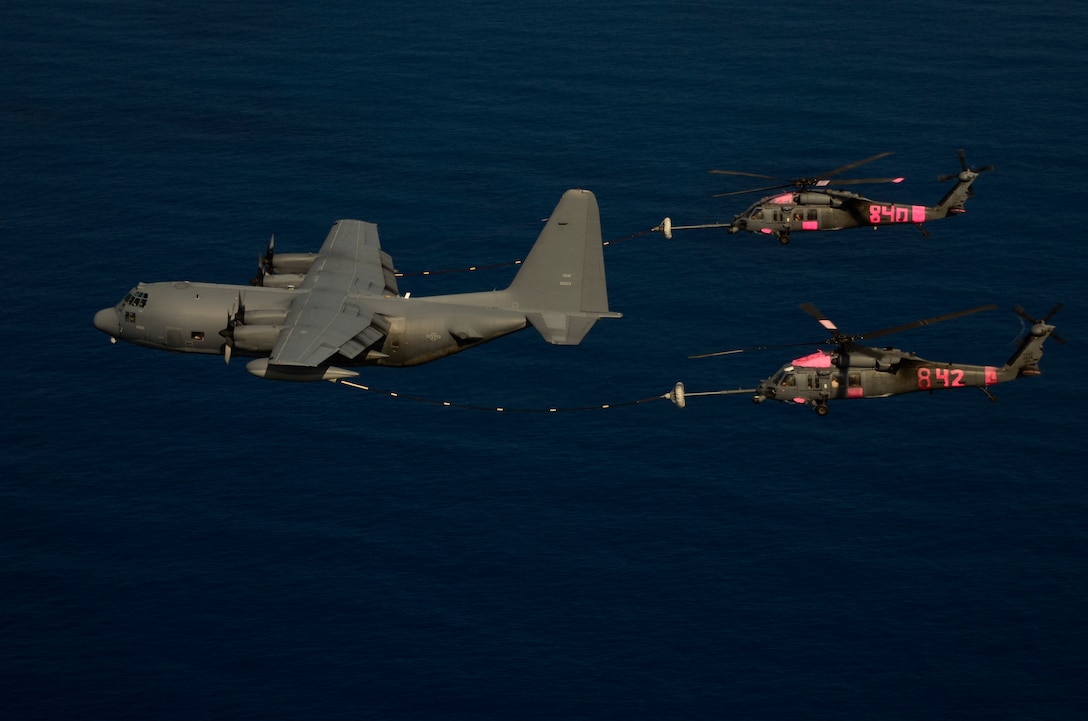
[3,1,1087,719]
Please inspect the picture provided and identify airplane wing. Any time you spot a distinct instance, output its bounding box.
[267,220,399,368]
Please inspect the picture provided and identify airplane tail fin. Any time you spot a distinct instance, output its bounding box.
[507,189,622,344]
[998,304,1064,381]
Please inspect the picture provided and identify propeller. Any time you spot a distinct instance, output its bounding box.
[710,152,903,197]
[690,303,998,359]
[937,148,994,183]
[218,293,247,364]
[1013,303,1066,344]
[250,234,275,286]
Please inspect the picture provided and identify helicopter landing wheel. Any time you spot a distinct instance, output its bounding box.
[814,403,829,416]
[778,233,790,245]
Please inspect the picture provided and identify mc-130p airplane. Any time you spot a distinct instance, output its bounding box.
[93,190,621,381]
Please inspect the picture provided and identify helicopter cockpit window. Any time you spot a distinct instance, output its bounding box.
[750,208,764,220]
[781,373,796,387]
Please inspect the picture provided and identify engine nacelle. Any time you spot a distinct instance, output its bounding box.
[261,273,306,289]
[271,252,317,274]
[242,309,289,326]
[796,192,833,206]
[232,325,282,353]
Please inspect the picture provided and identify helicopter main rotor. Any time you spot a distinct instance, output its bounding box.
[710,151,905,197]
[690,303,998,359]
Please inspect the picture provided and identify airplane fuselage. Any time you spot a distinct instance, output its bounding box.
[93,281,529,368]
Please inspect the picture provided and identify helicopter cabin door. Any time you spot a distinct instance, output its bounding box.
[799,371,831,398]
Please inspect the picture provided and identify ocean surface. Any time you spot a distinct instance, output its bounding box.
[3,1,1087,719]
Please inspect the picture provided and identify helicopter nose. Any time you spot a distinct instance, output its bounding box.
[93,307,118,337]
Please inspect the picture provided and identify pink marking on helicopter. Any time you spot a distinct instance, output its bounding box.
[985,366,998,385]
[771,193,794,204]
[802,220,818,230]
[847,387,864,398]
[791,350,833,367]
[912,205,926,222]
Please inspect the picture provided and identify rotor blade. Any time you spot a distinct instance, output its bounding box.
[818,151,894,180]
[856,304,998,342]
[1012,304,1035,324]
[820,176,905,186]
[1043,302,1064,321]
[712,183,794,198]
[689,340,826,359]
[800,303,841,337]
[708,169,787,180]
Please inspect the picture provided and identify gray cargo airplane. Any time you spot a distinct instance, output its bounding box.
[93,189,621,381]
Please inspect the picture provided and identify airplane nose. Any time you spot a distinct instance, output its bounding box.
[93,307,118,336]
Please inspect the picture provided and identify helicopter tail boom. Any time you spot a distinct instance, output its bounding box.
[931,149,992,219]
[997,304,1063,381]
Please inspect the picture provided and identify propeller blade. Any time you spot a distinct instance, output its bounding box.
[1013,304,1066,344]
[264,233,275,268]
[250,254,266,286]
[857,304,997,342]
[1043,302,1064,321]
[939,150,993,181]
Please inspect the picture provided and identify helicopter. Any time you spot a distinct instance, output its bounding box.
[668,303,1062,415]
[657,150,992,244]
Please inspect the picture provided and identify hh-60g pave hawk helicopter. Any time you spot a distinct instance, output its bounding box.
[657,150,992,244]
[668,303,1062,415]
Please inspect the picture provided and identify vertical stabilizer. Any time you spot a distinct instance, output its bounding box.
[507,189,621,344]
[931,150,993,219]
[998,305,1062,381]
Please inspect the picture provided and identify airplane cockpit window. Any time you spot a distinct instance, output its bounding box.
[123,290,149,308]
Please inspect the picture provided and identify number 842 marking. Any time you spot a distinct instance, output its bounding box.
[917,367,964,389]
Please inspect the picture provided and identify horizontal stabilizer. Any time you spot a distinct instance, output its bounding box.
[526,310,622,345]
